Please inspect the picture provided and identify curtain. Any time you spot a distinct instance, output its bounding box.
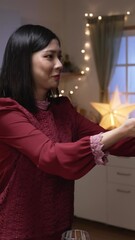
[87,15,125,102]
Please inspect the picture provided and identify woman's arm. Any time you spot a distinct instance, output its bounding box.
[1,110,135,180]
[102,118,135,149]
[1,98,135,180]
[69,100,135,157]
[63,98,135,158]
[0,108,96,180]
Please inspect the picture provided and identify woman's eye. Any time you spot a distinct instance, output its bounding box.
[45,55,54,60]
[44,54,62,61]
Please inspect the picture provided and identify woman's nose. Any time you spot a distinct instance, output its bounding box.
[55,58,63,70]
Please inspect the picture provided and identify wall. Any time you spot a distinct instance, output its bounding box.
[0,9,21,67]
[1,0,135,115]
[0,0,64,37]
[0,0,65,67]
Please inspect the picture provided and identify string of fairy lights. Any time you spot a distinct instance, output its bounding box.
[59,10,131,97]
[59,20,90,98]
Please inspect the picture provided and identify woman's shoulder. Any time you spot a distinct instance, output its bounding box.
[0,97,40,128]
[0,97,20,109]
[0,97,32,118]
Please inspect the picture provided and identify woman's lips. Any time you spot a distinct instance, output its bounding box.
[52,75,60,81]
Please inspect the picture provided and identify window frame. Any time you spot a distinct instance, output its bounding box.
[109,26,135,104]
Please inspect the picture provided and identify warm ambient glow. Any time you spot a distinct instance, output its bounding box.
[90,88,135,129]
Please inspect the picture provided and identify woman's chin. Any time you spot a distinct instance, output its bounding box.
[52,82,59,88]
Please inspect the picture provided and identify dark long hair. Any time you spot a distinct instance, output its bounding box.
[0,24,61,113]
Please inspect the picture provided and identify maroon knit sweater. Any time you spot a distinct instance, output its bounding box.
[0,97,135,240]
[0,97,99,240]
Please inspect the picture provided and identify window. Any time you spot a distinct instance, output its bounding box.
[109,29,135,106]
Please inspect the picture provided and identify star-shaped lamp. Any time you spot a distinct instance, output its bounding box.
[90,88,135,129]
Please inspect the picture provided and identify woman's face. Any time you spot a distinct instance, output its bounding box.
[32,39,63,100]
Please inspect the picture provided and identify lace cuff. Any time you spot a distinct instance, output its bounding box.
[90,132,108,165]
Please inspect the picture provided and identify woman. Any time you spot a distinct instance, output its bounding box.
[0,24,135,240]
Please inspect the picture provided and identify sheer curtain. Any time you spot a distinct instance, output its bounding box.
[87,15,125,102]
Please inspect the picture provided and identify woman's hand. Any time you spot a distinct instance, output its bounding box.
[101,118,135,150]
[120,118,135,137]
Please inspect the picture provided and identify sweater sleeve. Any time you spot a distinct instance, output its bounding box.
[0,104,98,180]
[66,100,135,158]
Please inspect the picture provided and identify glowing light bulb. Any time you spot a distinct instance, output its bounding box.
[84,55,90,61]
[127,11,130,15]
[69,90,73,95]
[85,42,90,48]
[86,23,89,27]
[61,90,64,93]
[81,49,85,53]
[98,16,102,20]
[75,86,78,89]
[85,67,90,71]
[78,77,82,81]
[81,71,85,75]
[85,29,90,35]
[85,13,88,17]
[89,13,93,17]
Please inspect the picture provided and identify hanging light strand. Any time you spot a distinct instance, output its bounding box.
[81,10,131,76]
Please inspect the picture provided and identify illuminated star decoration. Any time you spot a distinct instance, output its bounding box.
[90,88,135,129]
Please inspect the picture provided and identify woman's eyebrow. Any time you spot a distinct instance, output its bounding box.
[43,50,62,54]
